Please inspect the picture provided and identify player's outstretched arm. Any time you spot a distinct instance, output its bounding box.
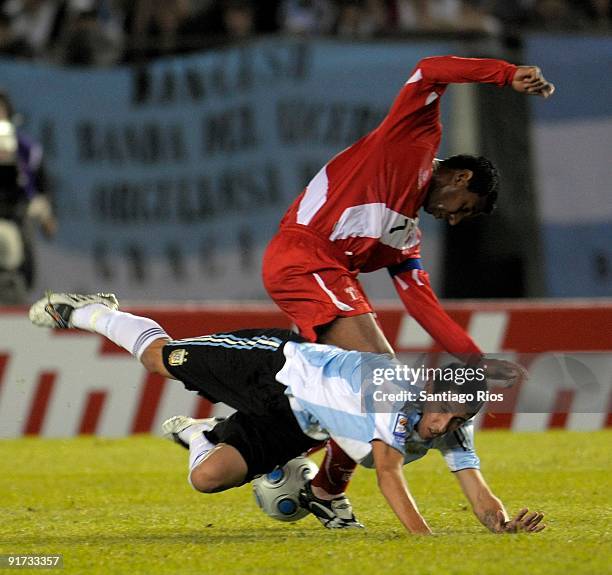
[371,440,432,535]
[388,263,482,364]
[417,55,517,88]
[414,56,554,98]
[388,263,529,383]
[455,468,546,533]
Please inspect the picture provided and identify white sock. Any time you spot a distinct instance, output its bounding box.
[71,304,168,360]
[187,427,216,489]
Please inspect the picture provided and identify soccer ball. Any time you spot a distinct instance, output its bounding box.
[252,456,319,522]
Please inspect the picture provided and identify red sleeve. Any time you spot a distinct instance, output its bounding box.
[390,265,483,362]
[416,55,517,88]
[381,55,517,138]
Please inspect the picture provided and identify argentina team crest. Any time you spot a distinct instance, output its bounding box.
[393,413,409,439]
[168,349,188,366]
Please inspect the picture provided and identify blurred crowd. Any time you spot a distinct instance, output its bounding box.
[0,0,609,66]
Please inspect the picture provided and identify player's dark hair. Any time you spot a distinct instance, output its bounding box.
[440,154,499,214]
[430,362,488,416]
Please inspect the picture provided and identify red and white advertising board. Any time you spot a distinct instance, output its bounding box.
[1,301,611,438]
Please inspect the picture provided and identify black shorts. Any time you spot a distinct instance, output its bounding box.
[162,328,320,480]
[204,409,320,481]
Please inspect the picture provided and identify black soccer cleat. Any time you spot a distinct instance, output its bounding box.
[299,481,364,529]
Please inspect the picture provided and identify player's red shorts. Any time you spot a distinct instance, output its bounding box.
[262,224,373,342]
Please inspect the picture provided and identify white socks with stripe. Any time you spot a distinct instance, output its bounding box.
[70,304,169,360]
[186,424,217,489]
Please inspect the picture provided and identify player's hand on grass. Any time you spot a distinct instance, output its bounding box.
[512,66,555,98]
[498,508,546,534]
[481,358,528,387]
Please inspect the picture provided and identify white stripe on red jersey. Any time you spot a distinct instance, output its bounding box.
[280,55,517,273]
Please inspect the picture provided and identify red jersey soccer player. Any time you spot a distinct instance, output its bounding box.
[262,56,554,528]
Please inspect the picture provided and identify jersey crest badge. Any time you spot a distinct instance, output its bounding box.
[393,413,409,439]
[168,349,188,366]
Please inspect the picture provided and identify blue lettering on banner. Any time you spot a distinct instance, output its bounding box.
[0,38,452,298]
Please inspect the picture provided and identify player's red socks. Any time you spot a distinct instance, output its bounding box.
[311,439,357,496]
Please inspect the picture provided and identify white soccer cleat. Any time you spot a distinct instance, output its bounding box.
[162,415,224,450]
[29,292,119,329]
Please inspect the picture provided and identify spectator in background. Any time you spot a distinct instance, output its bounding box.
[2,0,66,59]
[334,0,389,38]
[221,0,256,41]
[176,0,257,51]
[0,91,56,303]
[525,0,585,29]
[394,0,500,34]
[0,11,18,54]
[0,0,608,63]
[485,0,530,47]
[571,0,611,28]
[0,10,27,55]
[278,0,336,35]
[59,0,125,66]
[125,0,191,61]
[174,1,219,52]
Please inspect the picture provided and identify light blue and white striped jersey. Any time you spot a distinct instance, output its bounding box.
[276,341,479,472]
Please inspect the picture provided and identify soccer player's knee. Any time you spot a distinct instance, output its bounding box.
[189,465,225,494]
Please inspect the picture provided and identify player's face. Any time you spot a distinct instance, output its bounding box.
[425,169,484,226]
[416,410,470,440]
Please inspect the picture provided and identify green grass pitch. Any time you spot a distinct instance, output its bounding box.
[0,431,610,575]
